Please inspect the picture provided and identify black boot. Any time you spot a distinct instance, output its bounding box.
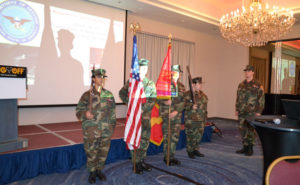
[245,145,253,156]
[193,150,205,157]
[236,145,247,154]
[163,157,175,166]
[188,152,195,159]
[88,171,97,184]
[133,162,144,174]
[96,169,106,181]
[171,158,181,165]
[141,160,152,172]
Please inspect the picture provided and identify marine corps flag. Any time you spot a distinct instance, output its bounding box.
[150,42,172,146]
[156,43,172,99]
[150,103,163,145]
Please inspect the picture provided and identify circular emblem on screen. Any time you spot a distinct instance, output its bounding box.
[0,0,39,43]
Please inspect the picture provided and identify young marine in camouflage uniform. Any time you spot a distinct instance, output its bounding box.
[235,65,265,156]
[184,77,208,159]
[76,69,116,184]
[158,65,185,166]
[119,59,157,174]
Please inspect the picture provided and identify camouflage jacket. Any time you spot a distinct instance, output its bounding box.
[184,90,208,122]
[158,81,186,117]
[76,88,116,128]
[235,79,265,115]
[119,78,157,113]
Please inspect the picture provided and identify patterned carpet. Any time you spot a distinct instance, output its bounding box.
[8,119,263,185]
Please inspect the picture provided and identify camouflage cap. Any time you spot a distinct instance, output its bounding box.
[171,65,183,73]
[92,68,107,78]
[192,77,203,84]
[138,58,149,66]
[243,65,254,72]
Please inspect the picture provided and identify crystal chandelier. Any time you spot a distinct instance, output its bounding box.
[219,0,295,47]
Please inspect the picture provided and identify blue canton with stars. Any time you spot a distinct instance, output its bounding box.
[131,35,140,81]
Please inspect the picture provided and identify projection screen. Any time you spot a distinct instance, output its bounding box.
[0,0,126,105]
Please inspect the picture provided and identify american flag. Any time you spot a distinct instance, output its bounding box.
[124,35,145,150]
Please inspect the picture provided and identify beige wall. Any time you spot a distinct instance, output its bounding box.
[127,14,249,119]
[214,44,249,118]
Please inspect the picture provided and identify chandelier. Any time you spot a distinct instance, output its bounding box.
[219,0,295,47]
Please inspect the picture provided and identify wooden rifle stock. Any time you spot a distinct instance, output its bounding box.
[89,85,93,113]
[186,66,195,103]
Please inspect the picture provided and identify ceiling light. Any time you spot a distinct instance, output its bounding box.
[219,0,295,47]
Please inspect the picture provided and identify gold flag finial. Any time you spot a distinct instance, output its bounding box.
[130,23,141,35]
[168,34,172,44]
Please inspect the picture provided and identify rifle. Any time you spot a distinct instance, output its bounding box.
[89,65,95,113]
[186,66,195,103]
[206,122,223,137]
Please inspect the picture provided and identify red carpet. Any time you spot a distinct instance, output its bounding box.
[1,119,126,154]
[18,125,46,135]
[41,122,82,131]
[57,130,83,144]
[2,118,184,154]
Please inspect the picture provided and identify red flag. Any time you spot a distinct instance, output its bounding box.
[150,43,172,146]
[150,103,163,145]
[156,44,172,99]
[124,35,145,150]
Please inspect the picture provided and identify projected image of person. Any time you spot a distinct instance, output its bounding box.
[35,28,84,99]
[281,68,293,94]
[76,68,116,184]
[100,20,123,67]
[56,29,84,88]
[33,4,85,103]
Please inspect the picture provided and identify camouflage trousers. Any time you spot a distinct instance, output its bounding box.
[130,118,151,163]
[162,117,181,159]
[238,115,256,146]
[82,124,113,172]
[185,121,204,153]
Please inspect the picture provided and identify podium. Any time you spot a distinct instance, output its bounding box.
[251,99,300,185]
[251,119,300,184]
[0,65,28,153]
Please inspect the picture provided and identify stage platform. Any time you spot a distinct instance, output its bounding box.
[0,119,212,184]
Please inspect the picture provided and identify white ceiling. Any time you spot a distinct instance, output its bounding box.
[87,0,300,35]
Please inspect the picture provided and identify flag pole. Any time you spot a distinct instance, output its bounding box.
[167,105,171,166]
[129,23,140,173]
[133,149,136,173]
[133,28,136,174]
[167,34,172,166]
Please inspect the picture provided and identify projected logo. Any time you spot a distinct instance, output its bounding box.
[0,0,39,43]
